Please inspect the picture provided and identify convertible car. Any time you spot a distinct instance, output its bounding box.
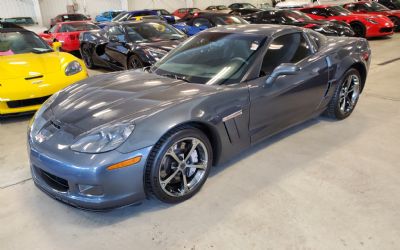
[39,21,100,52]
[243,9,355,36]
[173,12,248,36]
[300,5,394,37]
[29,24,370,209]
[0,28,87,116]
[342,1,400,31]
[79,20,186,70]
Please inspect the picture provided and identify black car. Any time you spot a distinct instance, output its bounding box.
[50,13,90,27]
[243,9,355,37]
[228,2,259,10]
[79,20,186,70]
[373,0,400,9]
[0,22,23,29]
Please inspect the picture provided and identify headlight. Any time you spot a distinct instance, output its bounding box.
[29,91,60,140]
[365,18,378,24]
[145,49,166,61]
[65,61,82,76]
[70,122,135,153]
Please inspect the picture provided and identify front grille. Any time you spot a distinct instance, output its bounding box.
[6,96,50,108]
[36,167,69,192]
[380,27,393,33]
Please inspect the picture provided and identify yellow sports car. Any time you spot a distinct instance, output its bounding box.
[0,28,88,116]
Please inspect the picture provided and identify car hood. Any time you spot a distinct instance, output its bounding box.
[0,52,62,80]
[139,39,182,52]
[50,71,217,133]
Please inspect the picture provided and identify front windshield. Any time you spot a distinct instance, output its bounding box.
[113,12,130,22]
[242,3,257,9]
[152,32,266,85]
[111,11,123,18]
[59,22,99,32]
[63,14,87,21]
[281,10,313,22]
[0,31,52,56]
[125,22,185,42]
[327,6,351,16]
[365,2,389,11]
[217,5,229,10]
[4,17,34,25]
[214,16,248,25]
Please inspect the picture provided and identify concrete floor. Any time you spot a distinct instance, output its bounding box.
[1,34,399,250]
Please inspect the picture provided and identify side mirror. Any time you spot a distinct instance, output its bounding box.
[109,35,121,43]
[266,63,300,85]
[52,41,62,51]
[43,30,49,34]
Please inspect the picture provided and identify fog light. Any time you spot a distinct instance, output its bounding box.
[78,184,103,196]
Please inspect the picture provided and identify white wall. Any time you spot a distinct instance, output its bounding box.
[0,0,37,21]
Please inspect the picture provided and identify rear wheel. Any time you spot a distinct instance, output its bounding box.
[350,22,366,37]
[389,16,400,32]
[146,127,213,203]
[127,54,144,70]
[324,68,361,120]
[81,44,96,69]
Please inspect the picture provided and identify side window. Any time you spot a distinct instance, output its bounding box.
[193,18,212,28]
[259,33,312,76]
[107,26,125,41]
[306,30,324,51]
[354,4,368,11]
[48,24,58,33]
[345,4,355,11]
[179,9,185,13]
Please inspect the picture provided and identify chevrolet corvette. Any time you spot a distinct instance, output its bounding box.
[0,28,87,116]
[79,20,186,70]
[29,25,370,210]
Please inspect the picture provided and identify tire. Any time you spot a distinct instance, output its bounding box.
[350,22,366,38]
[389,16,400,32]
[81,44,96,69]
[127,54,144,70]
[145,126,213,203]
[324,68,362,120]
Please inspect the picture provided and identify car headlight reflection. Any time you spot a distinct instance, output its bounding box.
[65,61,83,76]
[70,122,135,153]
[365,18,378,24]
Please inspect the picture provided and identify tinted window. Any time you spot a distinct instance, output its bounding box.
[193,18,212,28]
[0,31,51,55]
[59,23,98,32]
[214,16,248,25]
[61,14,87,21]
[260,33,312,75]
[107,26,125,41]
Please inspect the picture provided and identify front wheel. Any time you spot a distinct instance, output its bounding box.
[127,54,144,70]
[350,22,366,37]
[81,44,96,69]
[389,16,400,32]
[146,127,213,203]
[324,68,361,120]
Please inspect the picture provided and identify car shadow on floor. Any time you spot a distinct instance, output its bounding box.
[40,115,364,226]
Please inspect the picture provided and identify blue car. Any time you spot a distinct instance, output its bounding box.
[173,12,249,36]
[112,10,176,24]
[95,10,124,22]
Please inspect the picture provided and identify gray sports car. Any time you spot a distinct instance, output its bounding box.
[28,24,371,210]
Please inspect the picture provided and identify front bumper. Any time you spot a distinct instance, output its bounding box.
[0,70,87,116]
[365,22,394,37]
[29,140,152,210]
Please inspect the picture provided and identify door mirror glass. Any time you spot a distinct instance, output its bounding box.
[266,63,300,85]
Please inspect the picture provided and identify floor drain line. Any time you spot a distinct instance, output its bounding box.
[377,57,400,66]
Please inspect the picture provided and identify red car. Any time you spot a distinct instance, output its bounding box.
[50,13,91,27]
[300,5,394,37]
[343,1,400,31]
[40,21,99,52]
[172,8,201,19]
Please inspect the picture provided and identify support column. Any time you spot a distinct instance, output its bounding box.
[121,0,129,10]
[32,0,43,26]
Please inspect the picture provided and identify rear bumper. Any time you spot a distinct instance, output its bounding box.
[29,141,152,210]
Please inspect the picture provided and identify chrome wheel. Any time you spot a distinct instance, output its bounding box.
[158,137,209,197]
[128,56,143,69]
[339,74,360,114]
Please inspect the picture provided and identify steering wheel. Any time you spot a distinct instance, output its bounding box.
[230,57,249,65]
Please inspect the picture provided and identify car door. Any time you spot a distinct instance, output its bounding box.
[104,25,130,69]
[248,32,330,144]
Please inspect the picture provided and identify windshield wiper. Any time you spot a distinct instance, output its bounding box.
[31,48,53,54]
[160,73,191,83]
